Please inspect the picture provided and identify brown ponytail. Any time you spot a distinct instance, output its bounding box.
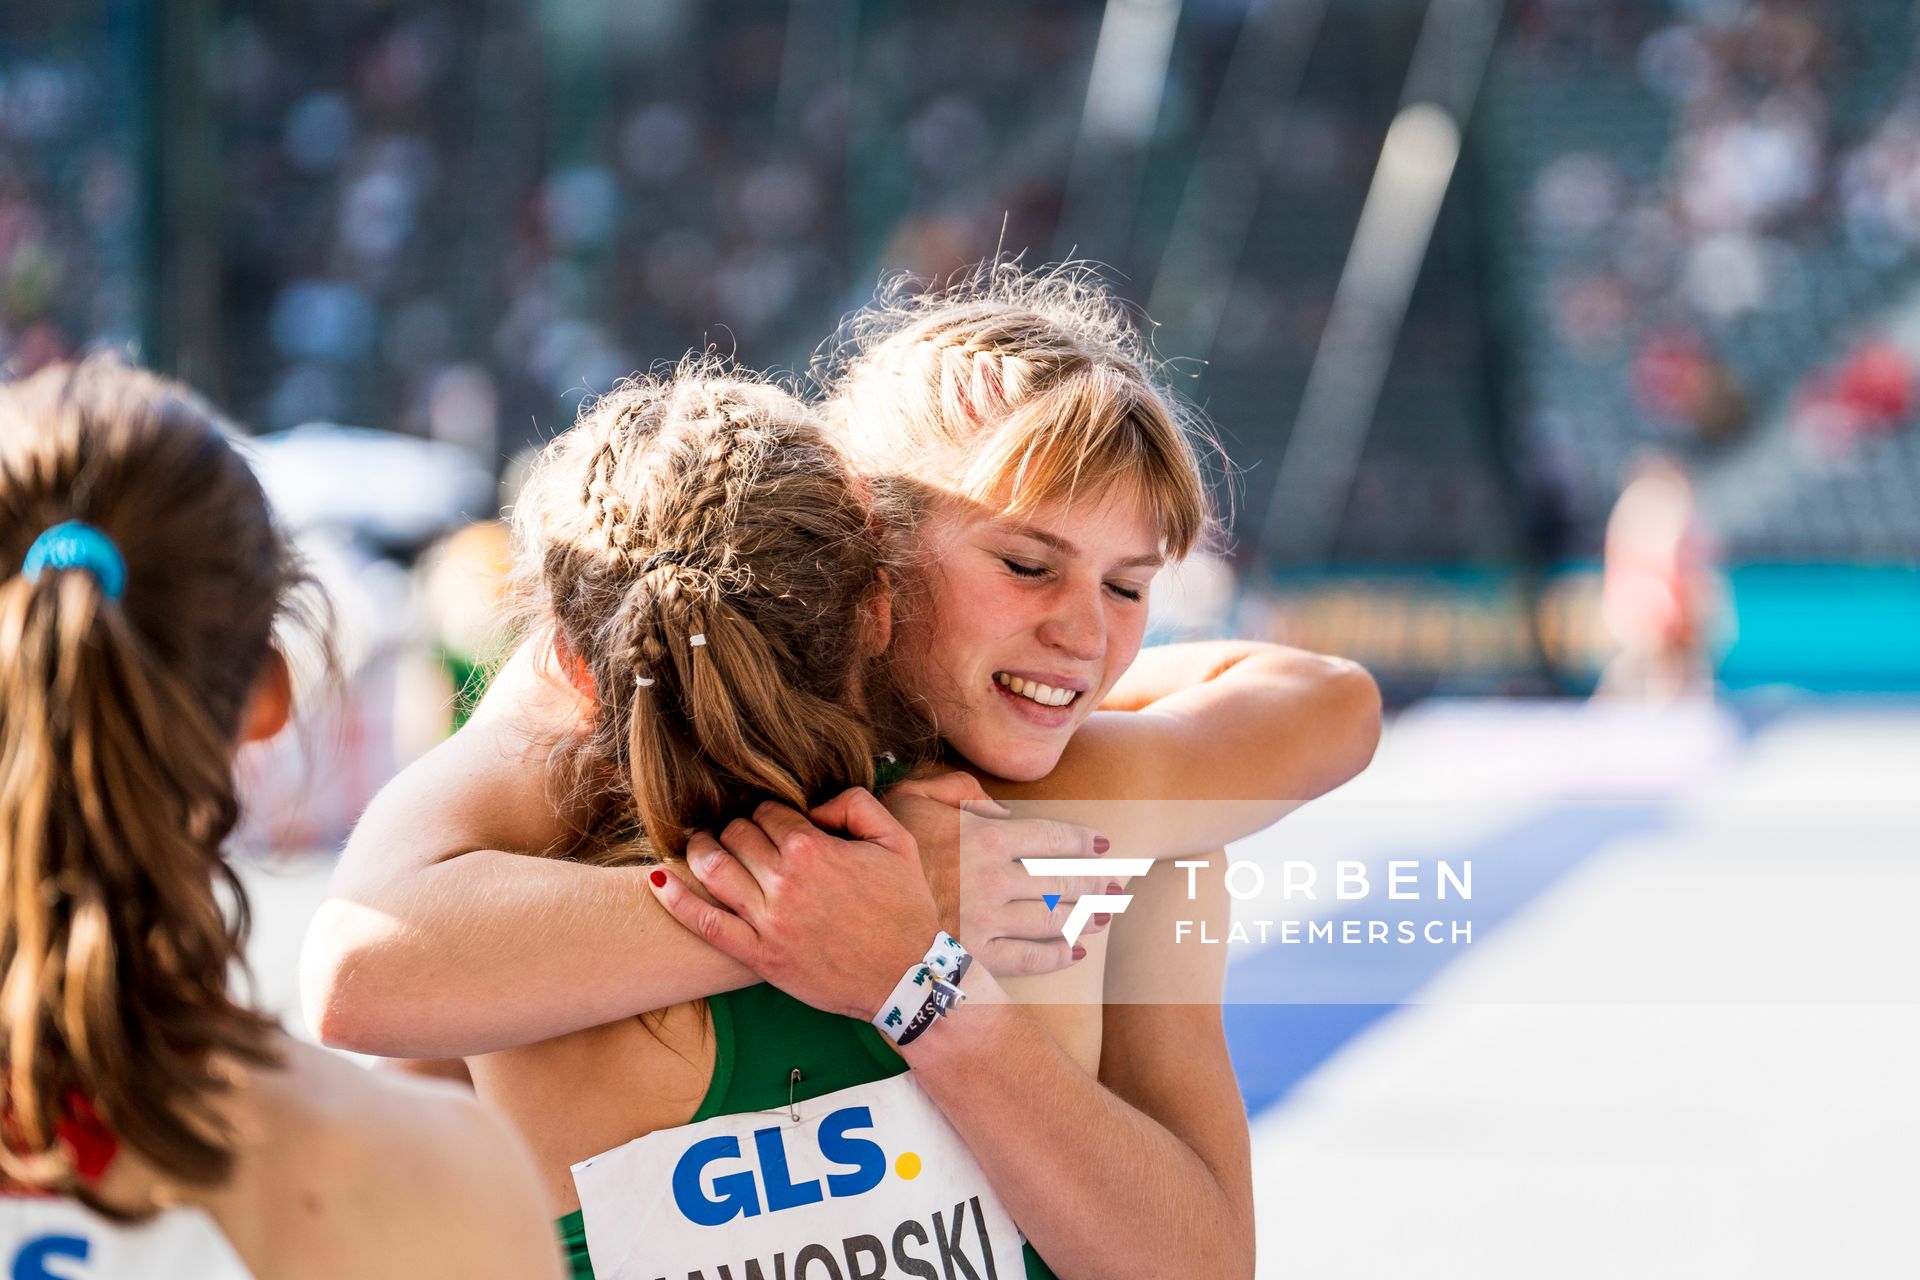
[512,357,933,859]
[0,359,298,1215]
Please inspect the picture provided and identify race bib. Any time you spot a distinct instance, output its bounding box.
[573,1072,1026,1280]
[0,1196,253,1279]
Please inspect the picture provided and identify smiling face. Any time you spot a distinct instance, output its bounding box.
[891,489,1164,782]
[822,271,1216,777]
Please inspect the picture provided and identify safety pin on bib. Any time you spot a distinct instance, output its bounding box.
[789,1068,802,1122]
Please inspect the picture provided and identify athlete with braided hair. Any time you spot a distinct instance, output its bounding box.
[438,360,1066,1276]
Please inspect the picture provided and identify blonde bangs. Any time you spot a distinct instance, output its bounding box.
[954,369,1209,559]
[820,261,1224,560]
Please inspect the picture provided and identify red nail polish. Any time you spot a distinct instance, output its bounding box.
[649,868,667,888]
[1106,882,1122,895]
[1070,944,1087,961]
[1093,913,1112,927]
[1093,835,1110,853]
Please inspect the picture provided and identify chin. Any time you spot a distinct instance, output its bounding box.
[959,734,1067,783]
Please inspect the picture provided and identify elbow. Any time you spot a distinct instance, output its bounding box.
[1332,656,1384,780]
[299,899,403,1055]
[1285,651,1383,799]
[303,989,378,1057]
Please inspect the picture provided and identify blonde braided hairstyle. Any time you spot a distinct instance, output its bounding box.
[514,357,930,860]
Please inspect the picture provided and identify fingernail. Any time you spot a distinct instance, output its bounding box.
[1071,944,1087,961]
[649,869,667,888]
[1093,913,1112,927]
[1106,882,1122,895]
[1093,835,1110,853]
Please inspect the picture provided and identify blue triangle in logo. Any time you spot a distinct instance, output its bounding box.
[1042,894,1061,911]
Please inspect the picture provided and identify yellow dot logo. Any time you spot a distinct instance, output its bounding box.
[894,1151,922,1180]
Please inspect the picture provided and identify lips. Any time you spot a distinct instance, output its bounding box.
[992,671,1083,708]
[988,669,1088,728]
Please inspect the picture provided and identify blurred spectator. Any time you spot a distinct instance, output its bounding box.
[1791,336,1917,456]
[413,519,518,736]
[1598,453,1723,700]
[1629,327,1750,444]
[12,0,1920,574]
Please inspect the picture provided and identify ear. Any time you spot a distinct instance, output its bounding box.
[239,648,293,744]
[553,630,597,701]
[859,573,893,657]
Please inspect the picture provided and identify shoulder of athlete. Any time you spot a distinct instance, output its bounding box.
[239,1039,561,1279]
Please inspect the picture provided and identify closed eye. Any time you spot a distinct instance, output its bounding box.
[1001,558,1048,579]
[1106,582,1145,603]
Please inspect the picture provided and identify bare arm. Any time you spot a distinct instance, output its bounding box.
[901,857,1252,1278]
[301,645,756,1058]
[1095,638,1293,712]
[302,647,1104,1058]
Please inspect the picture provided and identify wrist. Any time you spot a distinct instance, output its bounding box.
[870,932,972,1046]
[896,964,1006,1069]
[857,930,933,1015]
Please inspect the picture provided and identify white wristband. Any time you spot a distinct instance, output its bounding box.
[872,933,972,1045]
[922,931,973,984]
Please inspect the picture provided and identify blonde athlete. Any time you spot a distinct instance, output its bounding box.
[305,269,1381,1277]
[0,361,562,1280]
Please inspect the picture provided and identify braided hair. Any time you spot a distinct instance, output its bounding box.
[513,358,932,859]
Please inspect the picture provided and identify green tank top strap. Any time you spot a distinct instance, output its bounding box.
[558,1208,591,1280]
[696,982,907,1118]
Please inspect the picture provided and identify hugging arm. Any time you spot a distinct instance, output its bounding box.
[994,640,1383,853]
[901,856,1252,1278]
[302,645,1107,1059]
[301,646,757,1058]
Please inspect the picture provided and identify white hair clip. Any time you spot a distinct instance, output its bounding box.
[689,633,708,648]
[635,675,655,689]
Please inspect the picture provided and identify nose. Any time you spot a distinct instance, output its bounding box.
[1036,582,1105,662]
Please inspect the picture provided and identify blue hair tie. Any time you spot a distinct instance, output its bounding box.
[22,521,127,601]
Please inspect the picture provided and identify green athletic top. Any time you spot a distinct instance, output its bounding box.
[557,982,1057,1279]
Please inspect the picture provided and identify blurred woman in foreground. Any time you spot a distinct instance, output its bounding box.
[0,360,562,1279]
